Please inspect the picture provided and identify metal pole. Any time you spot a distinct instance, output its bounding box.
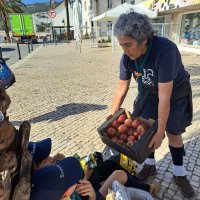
[17,43,21,60]
[55,35,57,46]
[64,0,70,42]
[0,47,3,59]
[43,37,45,46]
[30,39,33,51]
[27,40,31,53]
[112,23,115,53]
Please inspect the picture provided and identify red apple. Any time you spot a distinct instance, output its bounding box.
[126,140,135,147]
[111,137,118,143]
[118,124,128,133]
[120,133,127,142]
[117,114,127,123]
[132,119,141,129]
[117,139,124,145]
[127,135,135,141]
[133,131,140,139]
[124,119,133,127]
[127,128,134,136]
[112,119,121,128]
[107,127,116,138]
[137,124,146,135]
[115,131,120,138]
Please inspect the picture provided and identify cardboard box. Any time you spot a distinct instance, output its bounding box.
[97,108,158,164]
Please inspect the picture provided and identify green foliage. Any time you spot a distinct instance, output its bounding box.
[37,24,45,32]
[23,2,60,14]
[98,36,112,43]
[0,0,25,42]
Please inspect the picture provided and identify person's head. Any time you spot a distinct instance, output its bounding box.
[114,12,154,60]
[30,157,84,200]
[28,138,52,169]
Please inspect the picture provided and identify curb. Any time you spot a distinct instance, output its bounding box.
[10,44,43,69]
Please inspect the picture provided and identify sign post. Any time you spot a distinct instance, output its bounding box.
[48,9,56,19]
[48,9,56,44]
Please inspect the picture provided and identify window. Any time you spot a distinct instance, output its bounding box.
[180,12,200,46]
[121,0,126,4]
[108,0,112,8]
[89,0,92,10]
[107,21,112,31]
[131,0,135,4]
[84,1,87,11]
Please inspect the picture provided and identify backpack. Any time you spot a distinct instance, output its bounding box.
[0,58,15,89]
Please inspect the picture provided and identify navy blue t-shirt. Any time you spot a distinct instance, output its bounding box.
[119,36,189,91]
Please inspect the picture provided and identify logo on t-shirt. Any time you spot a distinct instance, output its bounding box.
[142,68,154,87]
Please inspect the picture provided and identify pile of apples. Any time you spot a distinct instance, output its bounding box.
[106,113,149,147]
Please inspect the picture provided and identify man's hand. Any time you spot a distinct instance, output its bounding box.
[52,153,65,163]
[148,132,164,151]
[76,179,96,200]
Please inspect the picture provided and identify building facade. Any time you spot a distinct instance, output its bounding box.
[145,0,200,47]
[81,0,136,37]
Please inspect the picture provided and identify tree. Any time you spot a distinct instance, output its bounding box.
[0,0,25,42]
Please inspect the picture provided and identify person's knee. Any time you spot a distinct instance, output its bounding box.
[111,170,127,184]
[166,132,183,147]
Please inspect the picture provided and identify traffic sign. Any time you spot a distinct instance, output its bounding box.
[48,9,56,18]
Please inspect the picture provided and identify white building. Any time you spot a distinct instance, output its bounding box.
[49,0,148,39]
[82,0,136,37]
[50,1,74,37]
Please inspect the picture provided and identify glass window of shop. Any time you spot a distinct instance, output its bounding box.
[180,12,200,46]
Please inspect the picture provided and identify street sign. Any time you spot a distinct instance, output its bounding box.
[48,9,56,18]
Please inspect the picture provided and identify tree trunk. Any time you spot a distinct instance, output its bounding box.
[2,11,11,43]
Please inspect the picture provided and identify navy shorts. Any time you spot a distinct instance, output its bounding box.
[138,92,193,135]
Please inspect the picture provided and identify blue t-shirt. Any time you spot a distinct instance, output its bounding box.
[119,36,190,91]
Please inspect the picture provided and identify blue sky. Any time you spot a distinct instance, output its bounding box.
[22,0,62,5]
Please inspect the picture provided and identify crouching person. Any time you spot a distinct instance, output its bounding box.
[28,138,97,200]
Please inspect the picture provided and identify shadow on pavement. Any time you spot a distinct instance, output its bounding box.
[11,103,107,125]
[1,58,9,61]
[1,47,16,52]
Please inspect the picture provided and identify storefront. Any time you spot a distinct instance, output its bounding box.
[180,12,200,46]
[144,0,200,47]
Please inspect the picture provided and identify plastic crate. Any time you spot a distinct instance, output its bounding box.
[97,108,158,164]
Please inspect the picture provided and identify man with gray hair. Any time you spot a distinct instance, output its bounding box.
[110,11,194,198]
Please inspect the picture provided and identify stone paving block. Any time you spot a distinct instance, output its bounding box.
[173,194,184,200]
[169,182,179,191]
[190,180,199,189]
[167,188,175,196]
[191,175,200,182]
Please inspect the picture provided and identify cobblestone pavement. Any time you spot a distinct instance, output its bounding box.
[7,40,200,200]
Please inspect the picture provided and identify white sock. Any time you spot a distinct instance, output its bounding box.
[144,158,156,166]
[173,165,187,176]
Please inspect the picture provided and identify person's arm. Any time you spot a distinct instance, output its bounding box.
[149,81,173,150]
[111,79,131,115]
[76,179,96,200]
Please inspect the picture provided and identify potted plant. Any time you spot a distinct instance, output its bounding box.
[98,36,112,47]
